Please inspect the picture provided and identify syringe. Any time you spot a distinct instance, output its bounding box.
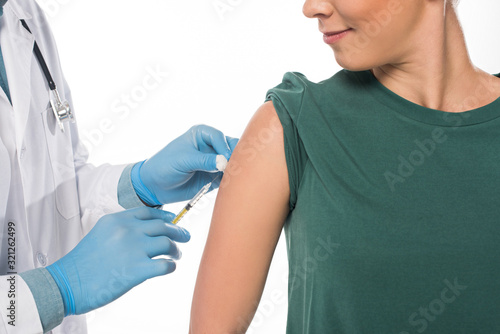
[171,174,221,225]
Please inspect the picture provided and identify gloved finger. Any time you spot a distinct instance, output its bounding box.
[147,259,177,278]
[145,236,182,259]
[198,125,232,160]
[130,207,176,222]
[142,219,191,242]
[226,136,239,154]
[184,151,220,172]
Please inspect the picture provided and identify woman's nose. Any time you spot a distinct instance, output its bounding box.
[302,0,334,19]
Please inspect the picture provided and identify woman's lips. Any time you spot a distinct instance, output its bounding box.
[323,28,352,44]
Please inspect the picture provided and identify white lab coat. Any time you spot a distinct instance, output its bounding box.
[0,0,127,333]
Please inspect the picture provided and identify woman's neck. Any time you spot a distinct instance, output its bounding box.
[371,1,500,113]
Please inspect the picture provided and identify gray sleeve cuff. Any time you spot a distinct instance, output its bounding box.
[19,268,64,333]
[118,163,147,209]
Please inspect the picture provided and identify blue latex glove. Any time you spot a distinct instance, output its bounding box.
[46,207,190,316]
[131,125,239,206]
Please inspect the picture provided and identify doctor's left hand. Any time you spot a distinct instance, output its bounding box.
[45,207,190,316]
[131,124,239,206]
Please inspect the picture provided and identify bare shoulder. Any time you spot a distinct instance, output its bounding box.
[241,100,283,147]
[220,100,287,191]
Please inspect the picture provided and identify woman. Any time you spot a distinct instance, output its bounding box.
[190,0,500,332]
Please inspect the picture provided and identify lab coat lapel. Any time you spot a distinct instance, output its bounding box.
[2,3,34,152]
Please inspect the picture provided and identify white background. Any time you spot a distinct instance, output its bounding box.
[35,0,500,333]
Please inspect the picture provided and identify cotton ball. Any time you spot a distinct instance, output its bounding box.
[216,155,228,172]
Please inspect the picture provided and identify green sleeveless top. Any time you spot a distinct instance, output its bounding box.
[264,69,500,333]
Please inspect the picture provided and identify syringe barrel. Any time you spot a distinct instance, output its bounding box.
[188,184,211,207]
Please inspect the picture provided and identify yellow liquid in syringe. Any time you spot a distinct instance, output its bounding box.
[172,207,189,225]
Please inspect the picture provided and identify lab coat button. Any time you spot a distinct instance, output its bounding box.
[19,147,26,159]
[36,252,47,266]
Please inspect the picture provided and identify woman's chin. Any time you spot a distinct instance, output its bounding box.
[333,52,377,72]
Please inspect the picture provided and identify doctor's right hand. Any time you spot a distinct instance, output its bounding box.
[46,207,190,316]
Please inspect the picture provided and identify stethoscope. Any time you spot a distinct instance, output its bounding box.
[20,19,74,132]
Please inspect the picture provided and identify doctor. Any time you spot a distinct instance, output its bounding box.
[0,0,238,333]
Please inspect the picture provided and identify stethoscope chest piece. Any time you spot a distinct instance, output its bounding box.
[21,19,74,133]
[49,88,74,132]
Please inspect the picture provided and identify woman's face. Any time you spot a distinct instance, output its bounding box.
[302,0,427,71]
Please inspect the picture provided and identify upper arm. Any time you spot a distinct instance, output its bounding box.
[189,101,290,333]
